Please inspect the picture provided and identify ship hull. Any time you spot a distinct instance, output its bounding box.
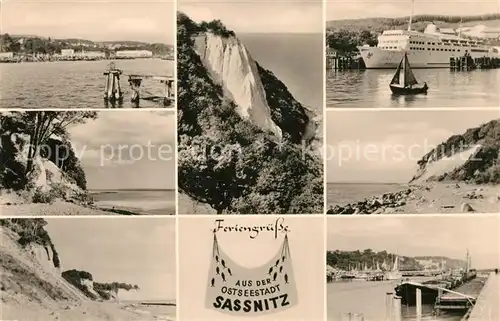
[358,46,499,69]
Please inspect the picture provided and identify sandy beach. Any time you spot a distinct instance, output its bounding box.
[0,199,122,216]
[2,301,176,321]
[327,182,499,214]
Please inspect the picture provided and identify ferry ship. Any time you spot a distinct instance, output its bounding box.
[358,3,500,68]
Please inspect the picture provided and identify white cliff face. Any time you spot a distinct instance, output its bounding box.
[27,243,61,275]
[194,33,282,139]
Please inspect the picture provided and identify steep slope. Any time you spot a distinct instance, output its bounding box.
[177,13,323,214]
[411,119,500,184]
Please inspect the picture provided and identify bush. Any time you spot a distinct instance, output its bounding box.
[32,187,56,204]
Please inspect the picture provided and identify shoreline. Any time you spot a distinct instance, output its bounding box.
[0,57,174,64]
[327,181,499,214]
[0,199,175,216]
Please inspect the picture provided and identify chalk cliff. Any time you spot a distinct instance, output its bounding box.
[194,33,283,139]
[177,13,323,214]
[410,119,500,184]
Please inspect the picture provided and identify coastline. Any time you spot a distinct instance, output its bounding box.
[0,56,174,64]
[327,181,499,214]
[2,300,176,321]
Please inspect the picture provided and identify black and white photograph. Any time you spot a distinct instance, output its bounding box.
[0,0,175,108]
[177,0,324,214]
[326,110,500,214]
[1,217,176,321]
[326,0,500,108]
[0,110,175,216]
[326,215,500,321]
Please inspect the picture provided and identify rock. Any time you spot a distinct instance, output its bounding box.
[373,208,384,214]
[461,203,475,212]
[384,207,396,214]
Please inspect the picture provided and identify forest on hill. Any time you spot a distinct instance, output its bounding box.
[326,14,500,56]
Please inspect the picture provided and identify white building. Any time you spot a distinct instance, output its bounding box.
[0,52,14,59]
[75,51,105,58]
[61,49,75,56]
[115,50,153,58]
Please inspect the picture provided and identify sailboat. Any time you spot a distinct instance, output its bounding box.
[385,255,403,280]
[389,52,429,95]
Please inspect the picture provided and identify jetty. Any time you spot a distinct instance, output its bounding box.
[450,54,500,71]
[103,62,174,107]
[463,271,499,320]
[326,47,365,70]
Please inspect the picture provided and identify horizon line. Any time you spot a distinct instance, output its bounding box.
[326,12,500,22]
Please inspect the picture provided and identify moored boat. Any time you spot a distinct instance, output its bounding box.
[389,52,428,95]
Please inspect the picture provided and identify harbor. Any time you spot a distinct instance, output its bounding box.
[1,58,175,108]
[327,216,499,321]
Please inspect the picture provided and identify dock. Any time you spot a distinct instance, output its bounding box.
[103,62,174,107]
[466,272,499,321]
[435,276,486,312]
[450,55,500,71]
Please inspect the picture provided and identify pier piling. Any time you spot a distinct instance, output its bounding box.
[103,63,123,102]
[393,296,402,321]
[385,292,394,321]
[416,288,422,320]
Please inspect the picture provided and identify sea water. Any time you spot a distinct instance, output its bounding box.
[90,189,175,215]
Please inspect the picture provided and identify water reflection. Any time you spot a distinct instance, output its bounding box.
[326,69,500,108]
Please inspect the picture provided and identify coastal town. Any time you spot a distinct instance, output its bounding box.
[0,33,174,63]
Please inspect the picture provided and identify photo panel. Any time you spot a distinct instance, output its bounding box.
[325,0,500,108]
[0,216,176,321]
[178,216,325,320]
[326,109,500,214]
[0,110,176,216]
[0,0,175,109]
[176,0,324,214]
[327,215,500,321]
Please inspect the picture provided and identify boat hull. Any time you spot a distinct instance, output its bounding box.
[389,84,428,95]
[395,283,441,305]
[358,46,500,69]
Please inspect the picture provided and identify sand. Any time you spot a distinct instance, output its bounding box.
[2,301,176,321]
[0,200,115,216]
[328,182,499,214]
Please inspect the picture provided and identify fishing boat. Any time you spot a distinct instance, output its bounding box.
[389,52,428,95]
[385,255,403,280]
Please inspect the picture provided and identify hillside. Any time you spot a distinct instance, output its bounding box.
[0,112,96,207]
[411,119,500,184]
[0,219,163,320]
[0,34,173,55]
[326,249,467,271]
[177,12,323,214]
[326,14,500,55]
[326,14,500,32]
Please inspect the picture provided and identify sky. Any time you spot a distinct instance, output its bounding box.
[179,0,323,33]
[327,216,500,269]
[326,0,500,20]
[1,0,175,44]
[44,217,176,301]
[68,111,175,190]
[326,110,499,183]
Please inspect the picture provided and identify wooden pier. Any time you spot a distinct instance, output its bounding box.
[435,275,487,313]
[465,272,499,321]
[450,55,500,71]
[103,62,174,107]
[326,48,365,70]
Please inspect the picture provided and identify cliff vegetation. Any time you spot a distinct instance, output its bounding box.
[413,119,500,184]
[177,12,323,214]
[0,111,96,204]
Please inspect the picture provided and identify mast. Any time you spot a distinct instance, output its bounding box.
[408,0,415,31]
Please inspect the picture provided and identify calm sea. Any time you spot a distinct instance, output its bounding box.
[239,33,323,112]
[326,69,500,108]
[90,189,175,215]
[327,183,407,207]
[328,281,463,321]
[0,59,174,108]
